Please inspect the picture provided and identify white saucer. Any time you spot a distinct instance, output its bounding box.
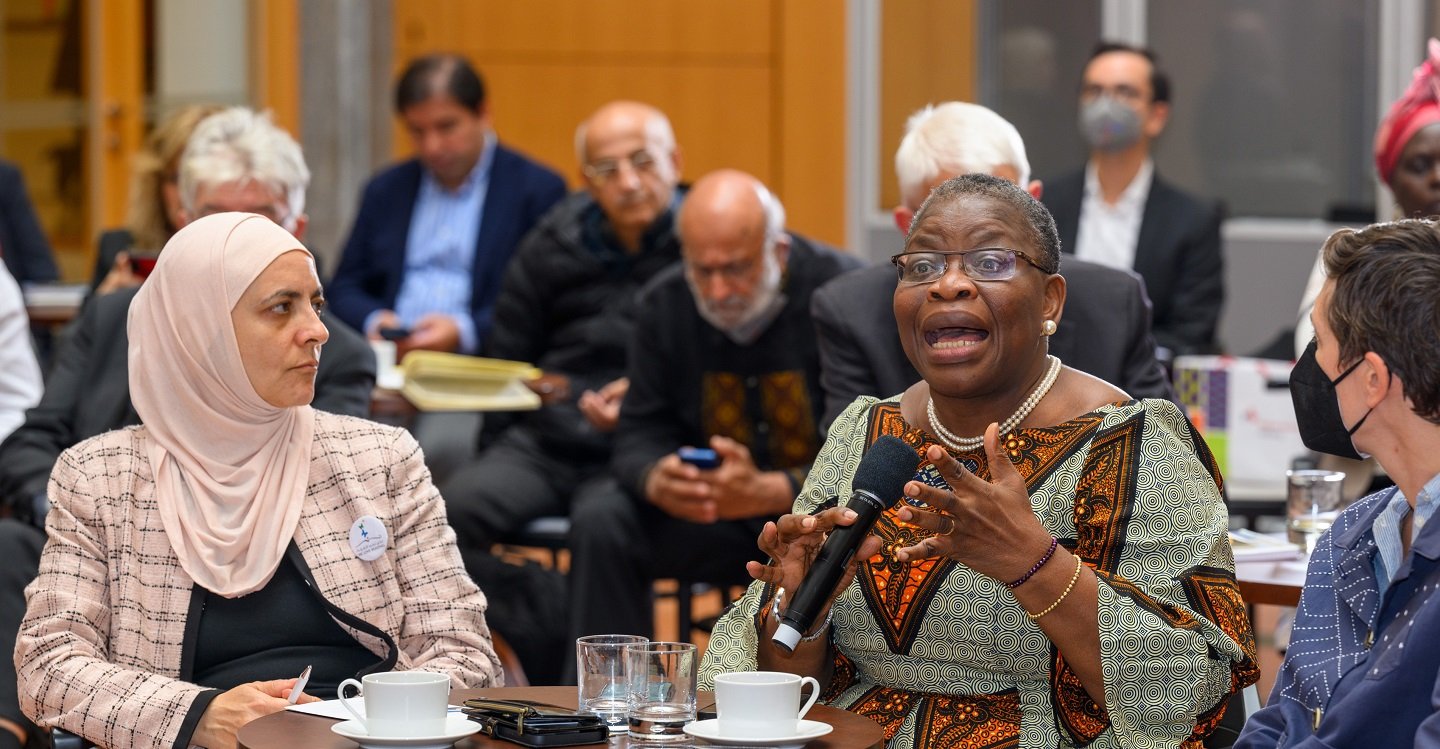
[331,715,480,748]
[682,718,833,748]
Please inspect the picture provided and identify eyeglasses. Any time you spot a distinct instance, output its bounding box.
[890,248,1052,284]
[583,149,660,183]
[1080,82,1150,105]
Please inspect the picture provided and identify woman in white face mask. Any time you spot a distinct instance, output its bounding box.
[1238,219,1440,748]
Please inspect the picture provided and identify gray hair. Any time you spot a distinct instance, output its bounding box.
[909,173,1060,273]
[178,107,309,230]
[894,102,1031,209]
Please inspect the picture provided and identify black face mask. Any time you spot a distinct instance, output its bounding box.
[1290,339,1372,460]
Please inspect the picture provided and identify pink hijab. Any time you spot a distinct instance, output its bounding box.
[128,212,316,597]
[1375,38,1440,183]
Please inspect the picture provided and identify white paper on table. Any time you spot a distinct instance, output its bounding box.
[285,698,465,720]
[1229,529,1303,563]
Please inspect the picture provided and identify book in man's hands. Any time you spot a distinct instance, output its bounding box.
[397,351,543,412]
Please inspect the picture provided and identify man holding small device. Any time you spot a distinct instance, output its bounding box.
[565,169,860,642]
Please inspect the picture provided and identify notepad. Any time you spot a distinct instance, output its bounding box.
[397,351,543,412]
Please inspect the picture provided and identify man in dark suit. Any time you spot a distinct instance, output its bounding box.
[0,106,374,749]
[328,54,567,355]
[813,102,1173,430]
[1041,42,1224,357]
[0,160,58,285]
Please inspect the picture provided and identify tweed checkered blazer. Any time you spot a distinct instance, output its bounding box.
[16,412,501,749]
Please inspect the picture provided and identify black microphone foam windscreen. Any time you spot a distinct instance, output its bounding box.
[852,435,921,503]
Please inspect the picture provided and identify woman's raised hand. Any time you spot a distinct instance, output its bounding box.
[893,423,1055,583]
[746,507,884,603]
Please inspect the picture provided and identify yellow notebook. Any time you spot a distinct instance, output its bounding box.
[396,351,543,412]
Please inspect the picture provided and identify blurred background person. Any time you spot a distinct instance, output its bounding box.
[1042,42,1224,358]
[568,169,859,648]
[90,103,225,297]
[0,158,58,286]
[0,264,40,442]
[14,213,499,749]
[329,53,566,357]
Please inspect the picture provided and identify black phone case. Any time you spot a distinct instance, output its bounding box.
[462,699,609,747]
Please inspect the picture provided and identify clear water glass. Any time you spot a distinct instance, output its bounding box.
[1286,469,1347,555]
[626,641,697,741]
[576,634,648,731]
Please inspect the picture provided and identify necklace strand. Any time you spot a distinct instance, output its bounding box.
[926,355,1061,451]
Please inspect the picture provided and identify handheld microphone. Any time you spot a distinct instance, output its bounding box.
[773,435,920,652]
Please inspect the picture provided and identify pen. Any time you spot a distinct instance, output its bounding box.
[287,665,312,705]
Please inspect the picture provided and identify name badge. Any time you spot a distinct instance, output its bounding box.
[349,515,388,561]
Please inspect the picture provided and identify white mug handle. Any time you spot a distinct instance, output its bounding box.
[797,676,821,719]
[338,678,367,731]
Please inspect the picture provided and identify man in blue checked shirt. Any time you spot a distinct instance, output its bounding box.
[328,54,567,356]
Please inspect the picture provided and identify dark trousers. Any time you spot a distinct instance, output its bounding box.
[567,486,767,646]
[0,520,44,737]
[439,425,610,553]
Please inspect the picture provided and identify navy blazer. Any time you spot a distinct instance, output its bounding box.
[327,144,567,349]
[0,160,58,284]
[1042,168,1224,356]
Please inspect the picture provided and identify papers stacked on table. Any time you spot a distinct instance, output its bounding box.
[1229,528,1302,563]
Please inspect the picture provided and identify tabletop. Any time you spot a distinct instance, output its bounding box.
[238,685,886,749]
[1236,559,1306,608]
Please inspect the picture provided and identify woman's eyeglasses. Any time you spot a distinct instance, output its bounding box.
[890,248,1053,284]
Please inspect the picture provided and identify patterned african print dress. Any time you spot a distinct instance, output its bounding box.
[700,397,1258,749]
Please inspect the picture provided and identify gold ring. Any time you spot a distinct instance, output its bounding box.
[941,516,956,536]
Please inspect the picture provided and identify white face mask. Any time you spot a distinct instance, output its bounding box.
[1078,95,1143,152]
[690,246,787,345]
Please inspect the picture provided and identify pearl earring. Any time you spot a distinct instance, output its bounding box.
[1042,319,1057,336]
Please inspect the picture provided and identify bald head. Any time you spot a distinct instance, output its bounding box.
[575,101,681,248]
[680,170,788,335]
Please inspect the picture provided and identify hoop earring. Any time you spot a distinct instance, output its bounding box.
[1042,320,1057,336]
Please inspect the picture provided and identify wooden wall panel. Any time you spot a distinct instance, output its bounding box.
[251,0,301,138]
[879,0,976,211]
[390,0,846,245]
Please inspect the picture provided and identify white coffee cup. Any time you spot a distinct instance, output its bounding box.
[714,671,821,739]
[338,671,450,738]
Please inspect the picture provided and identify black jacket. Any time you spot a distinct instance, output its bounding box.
[484,191,685,457]
[0,161,58,284]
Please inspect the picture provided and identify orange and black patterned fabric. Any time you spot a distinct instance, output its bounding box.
[701,396,1256,749]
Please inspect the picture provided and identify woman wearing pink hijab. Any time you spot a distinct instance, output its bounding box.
[14,213,500,749]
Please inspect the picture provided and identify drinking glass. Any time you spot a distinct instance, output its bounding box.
[576,634,648,731]
[626,641,697,741]
[1286,469,1347,555]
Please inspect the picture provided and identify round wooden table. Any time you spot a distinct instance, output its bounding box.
[1236,560,1305,608]
[238,686,885,749]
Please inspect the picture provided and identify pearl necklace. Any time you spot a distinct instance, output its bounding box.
[926,355,1061,451]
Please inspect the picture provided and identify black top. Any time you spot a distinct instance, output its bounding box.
[484,191,686,456]
[613,234,863,500]
[193,554,379,698]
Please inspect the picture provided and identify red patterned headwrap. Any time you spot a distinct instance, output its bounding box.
[1375,38,1440,183]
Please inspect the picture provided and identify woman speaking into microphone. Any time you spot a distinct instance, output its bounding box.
[701,175,1255,749]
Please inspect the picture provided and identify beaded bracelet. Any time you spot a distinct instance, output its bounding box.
[1026,554,1083,622]
[1006,537,1058,590]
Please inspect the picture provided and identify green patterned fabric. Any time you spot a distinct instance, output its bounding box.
[700,397,1257,749]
